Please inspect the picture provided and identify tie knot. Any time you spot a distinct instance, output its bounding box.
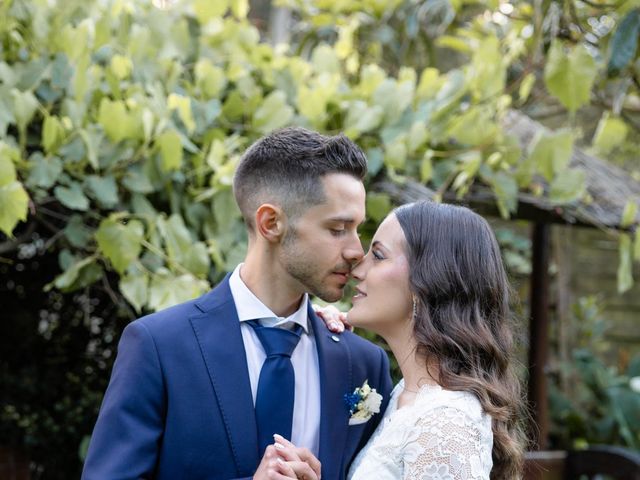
[247,321,302,358]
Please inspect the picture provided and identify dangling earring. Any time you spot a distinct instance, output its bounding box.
[412,295,418,321]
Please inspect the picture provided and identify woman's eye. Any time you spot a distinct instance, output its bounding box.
[372,250,384,260]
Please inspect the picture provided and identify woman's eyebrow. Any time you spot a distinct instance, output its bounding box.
[371,240,389,252]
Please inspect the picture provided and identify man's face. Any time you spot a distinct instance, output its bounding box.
[278,173,366,302]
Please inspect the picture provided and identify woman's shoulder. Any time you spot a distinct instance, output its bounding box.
[393,380,488,426]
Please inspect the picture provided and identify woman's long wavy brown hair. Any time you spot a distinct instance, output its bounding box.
[394,201,528,479]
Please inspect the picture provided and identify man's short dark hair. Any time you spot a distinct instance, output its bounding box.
[233,127,368,231]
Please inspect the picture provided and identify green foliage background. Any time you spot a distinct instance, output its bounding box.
[1,0,640,476]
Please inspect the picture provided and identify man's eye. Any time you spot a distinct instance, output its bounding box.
[330,229,346,236]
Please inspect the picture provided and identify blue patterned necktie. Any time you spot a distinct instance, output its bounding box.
[247,320,303,454]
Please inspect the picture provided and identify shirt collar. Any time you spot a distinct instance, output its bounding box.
[229,264,309,333]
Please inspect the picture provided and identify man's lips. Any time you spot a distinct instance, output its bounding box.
[332,272,349,282]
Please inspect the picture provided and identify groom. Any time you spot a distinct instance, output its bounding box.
[82,127,393,480]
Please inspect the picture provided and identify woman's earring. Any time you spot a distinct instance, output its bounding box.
[412,296,418,321]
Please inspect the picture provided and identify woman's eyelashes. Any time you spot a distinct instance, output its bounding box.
[372,249,385,260]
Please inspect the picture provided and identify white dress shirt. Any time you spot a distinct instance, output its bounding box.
[229,264,321,456]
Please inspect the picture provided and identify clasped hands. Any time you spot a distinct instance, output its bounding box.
[254,434,321,480]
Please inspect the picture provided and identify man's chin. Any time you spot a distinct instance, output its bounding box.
[312,288,344,303]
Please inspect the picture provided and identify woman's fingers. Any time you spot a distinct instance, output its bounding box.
[273,434,295,447]
[273,435,321,478]
[280,460,319,480]
[270,457,298,479]
[273,440,300,462]
[341,312,354,332]
[312,304,346,333]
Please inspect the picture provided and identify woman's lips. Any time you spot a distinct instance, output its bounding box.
[352,288,366,301]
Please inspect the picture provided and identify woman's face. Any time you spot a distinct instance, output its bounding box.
[347,213,413,336]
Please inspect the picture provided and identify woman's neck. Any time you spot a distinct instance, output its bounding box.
[384,324,439,393]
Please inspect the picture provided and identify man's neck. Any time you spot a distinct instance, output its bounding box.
[240,256,305,318]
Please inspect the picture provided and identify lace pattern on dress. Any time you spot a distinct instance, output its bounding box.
[348,380,493,480]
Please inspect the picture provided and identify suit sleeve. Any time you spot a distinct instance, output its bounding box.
[81,321,166,480]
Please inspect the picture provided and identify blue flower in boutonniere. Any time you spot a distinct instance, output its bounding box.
[344,380,383,425]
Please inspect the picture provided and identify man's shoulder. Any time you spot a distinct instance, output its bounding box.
[132,275,234,333]
[340,329,386,359]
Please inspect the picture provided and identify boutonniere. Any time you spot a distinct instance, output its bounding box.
[344,380,383,425]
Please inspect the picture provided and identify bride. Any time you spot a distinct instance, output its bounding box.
[265,201,527,480]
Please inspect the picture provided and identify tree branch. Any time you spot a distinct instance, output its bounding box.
[0,221,37,255]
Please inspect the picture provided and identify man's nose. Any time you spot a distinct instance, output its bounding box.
[343,234,364,265]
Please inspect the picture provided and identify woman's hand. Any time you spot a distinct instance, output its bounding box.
[312,303,352,333]
[270,434,321,480]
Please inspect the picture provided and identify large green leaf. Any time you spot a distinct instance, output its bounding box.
[195,60,226,99]
[157,214,210,276]
[48,255,103,292]
[252,91,294,134]
[383,137,407,170]
[469,35,505,101]
[366,192,392,222]
[618,233,634,294]
[194,0,228,24]
[607,9,640,76]
[447,107,498,146]
[156,129,183,172]
[63,215,92,248]
[95,217,145,274]
[168,93,196,133]
[27,154,63,188]
[549,168,586,204]
[528,130,574,182]
[0,87,15,136]
[148,270,209,311]
[344,101,384,138]
[11,88,39,132]
[621,201,638,228]
[42,116,66,154]
[592,113,628,154]
[120,272,149,313]
[98,98,141,143]
[212,189,241,230]
[0,180,29,236]
[54,182,90,211]
[86,175,119,208]
[110,54,133,80]
[372,78,414,125]
[544,41,597,113]
[0,147,18,185]
[485,170,518,219]
[311,44,341,74]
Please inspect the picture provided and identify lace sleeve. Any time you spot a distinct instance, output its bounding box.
[402,405,491,480]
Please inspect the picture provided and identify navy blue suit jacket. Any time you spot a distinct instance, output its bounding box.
[82,275,393,480]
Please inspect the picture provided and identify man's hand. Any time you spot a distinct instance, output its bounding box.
[253,439,321,480]
[253,445,281,480]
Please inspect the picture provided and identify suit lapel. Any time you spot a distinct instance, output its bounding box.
[189,276,259,477]
[308,304,352,480]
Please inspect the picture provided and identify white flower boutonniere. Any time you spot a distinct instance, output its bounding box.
[344,380,383,425]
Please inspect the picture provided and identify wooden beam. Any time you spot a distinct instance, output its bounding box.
[528,223,551,450]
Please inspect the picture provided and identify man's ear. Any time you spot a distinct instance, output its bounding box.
[255,204,286,242]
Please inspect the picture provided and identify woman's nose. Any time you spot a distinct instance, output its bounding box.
[350,257,367,280]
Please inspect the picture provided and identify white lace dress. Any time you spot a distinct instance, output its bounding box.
[348,380,493,480]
